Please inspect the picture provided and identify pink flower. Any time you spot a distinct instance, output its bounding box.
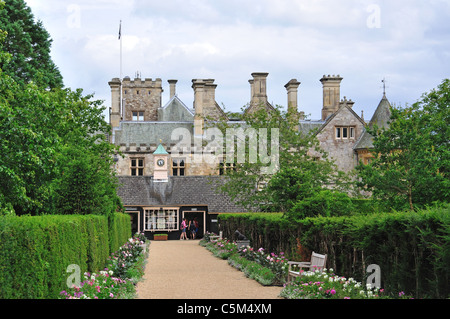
[330,289,336,295]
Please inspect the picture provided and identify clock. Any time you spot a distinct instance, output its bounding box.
[157,159,165,167]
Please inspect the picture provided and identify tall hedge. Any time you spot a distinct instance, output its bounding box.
[0,213,130,299]
[218,205,449,298]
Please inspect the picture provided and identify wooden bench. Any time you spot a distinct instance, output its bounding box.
[209,231,223,241]
[287,252,327,284]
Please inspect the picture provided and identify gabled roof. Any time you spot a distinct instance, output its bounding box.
[117,176,246,213]
[313,104,365,136]
[354,95,392,150]
[159,95,195,122]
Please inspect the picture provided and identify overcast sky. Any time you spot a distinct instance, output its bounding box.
[24,0,450,121]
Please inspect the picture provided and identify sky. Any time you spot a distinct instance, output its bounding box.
[24,0,450,121]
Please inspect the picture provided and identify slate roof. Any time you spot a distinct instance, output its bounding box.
[117,176,246,213]
[354,95,392,150]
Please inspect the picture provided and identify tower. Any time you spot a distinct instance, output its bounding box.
[153,142,169,181]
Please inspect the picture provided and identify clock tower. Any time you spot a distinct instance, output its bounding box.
[153,142,169,181]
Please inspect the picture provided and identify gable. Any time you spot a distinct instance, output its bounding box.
[316,105,365,137]
[158,96,194,122]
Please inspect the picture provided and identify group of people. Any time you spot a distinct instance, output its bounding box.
[179,217,199,240]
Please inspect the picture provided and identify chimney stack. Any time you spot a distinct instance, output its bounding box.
[108,78,122,129]
[168,79,178,99]
[320,74,343,121]
[285,79,301,120]
[250,72,269,106]
[192,79,205,137]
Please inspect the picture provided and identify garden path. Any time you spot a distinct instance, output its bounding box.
[135,239,283,299]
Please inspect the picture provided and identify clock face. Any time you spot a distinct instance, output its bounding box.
[157,159,165,167]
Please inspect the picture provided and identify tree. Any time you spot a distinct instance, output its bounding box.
[0,0,63,89]
[211,105,351,213]
[357,79,450,211]
[0,2,121,216]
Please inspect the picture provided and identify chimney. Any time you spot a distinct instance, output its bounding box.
[320,74,343,121]
[250,72,269,107]
[192,79,206,137]
[285,79,301,120]
[108,78,121,129]
[168,79,178,99]
[339,96,355,108]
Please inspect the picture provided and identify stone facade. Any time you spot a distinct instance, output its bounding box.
[313,106,365,173]
[109,72,390,178]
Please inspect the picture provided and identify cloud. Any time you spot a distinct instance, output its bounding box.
[24,0,450,120]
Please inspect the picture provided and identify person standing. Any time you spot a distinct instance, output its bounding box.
[180,218,187,240]
[194,217,199,239]
[189,218,196,240]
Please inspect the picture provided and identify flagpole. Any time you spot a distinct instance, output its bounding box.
[119,20,123,119]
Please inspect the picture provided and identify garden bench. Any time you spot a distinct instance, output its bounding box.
[287,251,327,284]
[209,231,222,241]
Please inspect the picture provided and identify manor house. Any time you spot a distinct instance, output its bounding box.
[109,72,391,239]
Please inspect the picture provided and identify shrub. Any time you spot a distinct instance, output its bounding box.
[0,213,131,299]
[288,190,353,219]
[218,204,450,298]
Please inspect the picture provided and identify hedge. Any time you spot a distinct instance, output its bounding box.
[0,213,130,299]
[218,204,450,299]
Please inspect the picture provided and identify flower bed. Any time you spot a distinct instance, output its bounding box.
[280,268,413,299]
[200,234,415,299]
[200,236,288,286]
[60,232,148,299]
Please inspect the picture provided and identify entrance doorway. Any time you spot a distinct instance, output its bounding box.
[183,211,205,239]
[128,211,139,234]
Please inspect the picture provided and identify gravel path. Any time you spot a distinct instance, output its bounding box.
[136,240,283,299]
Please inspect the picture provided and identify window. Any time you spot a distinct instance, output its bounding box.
[144,208,179,231]
[335,126,356,140]
[132,111,144,121]
[172,158,185,176]
[131,158,144,176]
[219,160,236,175]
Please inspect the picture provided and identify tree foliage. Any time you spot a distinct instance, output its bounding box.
[357,79,450,211]
[211,105,351,213]
[0,0,63,89]
[0,3,121,216]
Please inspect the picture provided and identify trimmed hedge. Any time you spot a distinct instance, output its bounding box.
[0,213,130,299]
[218,204,450,299]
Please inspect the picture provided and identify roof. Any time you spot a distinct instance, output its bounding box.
[154,143,168,155]
[116,176,246,213]
[159,95,195,122]
[113,121,194,146]
[354,95,392,150]
[314,104,366,136]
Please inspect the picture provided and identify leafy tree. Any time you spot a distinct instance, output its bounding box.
[0,0,63,89]
[211,105,351,213]
[357,79,450,211]
[0,13,121,216]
